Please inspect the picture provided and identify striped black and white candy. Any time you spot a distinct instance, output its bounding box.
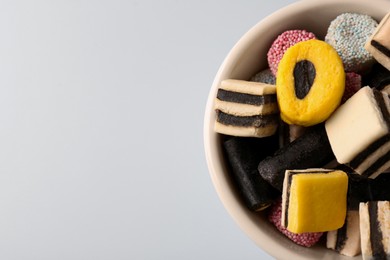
[214,79,279,138]
[326,86,390,179]
[359,201,390,260]
[365,12,390,73]
[327,210,361,257]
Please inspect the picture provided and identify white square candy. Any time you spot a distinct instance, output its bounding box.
[325,86,390,178]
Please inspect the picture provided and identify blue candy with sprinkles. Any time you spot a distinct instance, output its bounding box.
[325,13,378,72]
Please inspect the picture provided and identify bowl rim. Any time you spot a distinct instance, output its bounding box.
[203,0,390,259]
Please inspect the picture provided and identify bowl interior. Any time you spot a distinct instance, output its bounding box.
[204,0,390,259]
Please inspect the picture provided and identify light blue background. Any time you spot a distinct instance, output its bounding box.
[0,1,297,259]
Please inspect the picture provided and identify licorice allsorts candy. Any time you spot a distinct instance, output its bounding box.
[326,13,378,72]
[223,135,280,211]
[281,169,348,233]
[359,201,390,260]
[327,210,361,257]
[276,39,345,126]
[325,86,390,178]
[257,124,335,191]
[214,79,279,137]
[365,12,390,72]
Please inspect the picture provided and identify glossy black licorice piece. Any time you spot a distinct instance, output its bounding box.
[257,124,335,191]
[369,172,390,201]
[223,135,280,211]
[362,62,390,92]
[346,171,371,210]
[339,166,390,210]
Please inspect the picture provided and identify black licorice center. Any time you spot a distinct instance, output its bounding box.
[293,60,316,99]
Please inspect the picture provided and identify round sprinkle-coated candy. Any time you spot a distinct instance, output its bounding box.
[276,39,345,126]
[267,30,316,75]
[250,68,276,85]
[325,13,378,72]
[268,199,323,247]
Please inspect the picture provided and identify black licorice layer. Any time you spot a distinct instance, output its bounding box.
[370,173,390,201]
[363,151,390,178]
[371,40,390,58]
[257,124,335,191]
[344,169,372,210]
[293,60,316,99]
[348,135,390,170]
[374,89,390,129]
[216,110,279,127]
[217,89,277,106]
[363,63,390,91]
[368,202,386,259]
[344,168,390,210]
[335,214,349,252]
[223,136,280,211]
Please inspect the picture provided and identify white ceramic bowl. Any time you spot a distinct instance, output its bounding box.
[204,0,390,259]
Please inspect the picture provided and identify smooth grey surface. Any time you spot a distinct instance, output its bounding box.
[0,1,297,259]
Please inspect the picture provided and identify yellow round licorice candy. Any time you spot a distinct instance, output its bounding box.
[276,39,345,126]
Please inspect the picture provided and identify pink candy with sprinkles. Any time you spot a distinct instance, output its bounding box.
[342,72,362,103]
[268,199,323,247]
[267,30,316,75]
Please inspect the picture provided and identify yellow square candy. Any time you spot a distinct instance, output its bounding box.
[283,169,348,234]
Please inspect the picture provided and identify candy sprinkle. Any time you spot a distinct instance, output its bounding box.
[268,199,323,247]
[267,30,316,75]
[325,13,378,72]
